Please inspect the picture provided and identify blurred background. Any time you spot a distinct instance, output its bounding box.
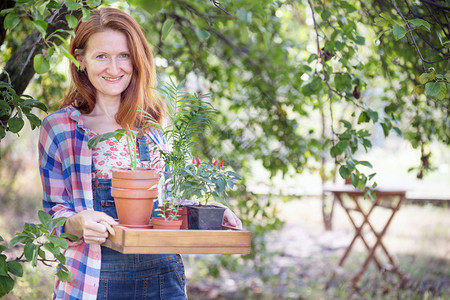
[1,0,449,299]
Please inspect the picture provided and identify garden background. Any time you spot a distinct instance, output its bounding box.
[1,0,449,299]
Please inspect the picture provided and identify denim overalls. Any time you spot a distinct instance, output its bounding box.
[92,136,187,300]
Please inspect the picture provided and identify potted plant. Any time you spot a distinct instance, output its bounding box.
[88,128,160,228]
[144,79,242,230]
[182,157,242,230]
[142,78,217,229]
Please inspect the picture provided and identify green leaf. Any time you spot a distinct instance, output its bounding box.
[65,14,78,29]
[0,245,6,253]
[321,10,331,20]
[358,160,373,168]
[51,217,67,229]
[408,18,431,31]
[4,12,20,30]
[0,127,5,140]
[374,16,390,27]
[65,0,83,10]
[38,210,52,226]
[33,54,50,74]
[393,127,402,136]
[86,0,102,7]
[307,53,318,63]
[334,140,348,155]
[418,72,431,84]
[366,109,378,122]
[339,166,350,180]
[358,111,369,123]
[48,236,69,249]
[8,234,30,248]
[25,113,42,130]
[43,242,59,255]
[236,9,252,23]
[7,261,23,277]
[393,24,407,40]
[334,73,352,92]
[161,19,174,40]
[135,0,164,14]
[47,1,63,9]
[354,35,365,45]
[194,28,210,41]
[81,7,91,22]
[60,233,79,241]
[425,82,441,97]
[350,173,359,188]
[0,257,7,276]
[32,20,48,37]
[335,41,345,50]
[0,274,14,298]
[56,269,71,282]
[346,159,356,171]
[0,101,11,115]
[23,243,36,261]
[7,117,24,133]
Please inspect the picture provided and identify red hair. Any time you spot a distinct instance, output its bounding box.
[61,7,165,128]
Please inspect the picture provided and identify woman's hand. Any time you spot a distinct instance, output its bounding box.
[65,210,118,244]
[211,202,243,229]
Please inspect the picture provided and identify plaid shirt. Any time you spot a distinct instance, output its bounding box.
[39,106,166,299]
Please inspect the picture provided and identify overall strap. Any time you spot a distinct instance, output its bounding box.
[136,135,151,162]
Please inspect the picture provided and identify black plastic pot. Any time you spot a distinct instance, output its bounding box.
[186,205,226,230]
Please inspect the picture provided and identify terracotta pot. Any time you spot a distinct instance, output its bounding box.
[110,168,160,227]
[152,217,183,230]
[187,205,226,230]
[161,205,188,229]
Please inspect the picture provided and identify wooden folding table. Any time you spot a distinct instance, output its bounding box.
[324,185,407,289]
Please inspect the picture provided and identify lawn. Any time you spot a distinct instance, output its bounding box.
[1,197,448,299]
[185,197,450,299]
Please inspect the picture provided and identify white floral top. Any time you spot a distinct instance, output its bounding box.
[88,131,161,179]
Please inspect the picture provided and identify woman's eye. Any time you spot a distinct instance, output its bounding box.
[96,54,107,59]
[120,54,130,58]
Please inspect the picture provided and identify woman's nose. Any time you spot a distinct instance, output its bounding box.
[107,58,120,75]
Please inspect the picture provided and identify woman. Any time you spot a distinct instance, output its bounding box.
[39,7,241,299]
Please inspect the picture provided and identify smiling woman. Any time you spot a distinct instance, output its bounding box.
[38,7,189,300]
[77,30,133,105]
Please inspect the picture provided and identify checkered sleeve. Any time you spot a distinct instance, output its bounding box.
[39,113,77,237]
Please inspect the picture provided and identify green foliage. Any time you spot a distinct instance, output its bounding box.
[0,211,78,298]
[0,72,47,139]
[0,0,103,141]
[181,158,242,205]
[88,127,139,170]
[144,79,233,214]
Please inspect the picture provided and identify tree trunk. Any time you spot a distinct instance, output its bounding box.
[0,6,82,125]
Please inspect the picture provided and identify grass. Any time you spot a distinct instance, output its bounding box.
[1,195,448,299]
[185,197,450,299]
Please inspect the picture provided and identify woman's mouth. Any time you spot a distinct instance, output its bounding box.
[103,75,123,82]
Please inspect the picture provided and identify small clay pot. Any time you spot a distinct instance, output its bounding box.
[152,217,183,230]
[110,168,160,227]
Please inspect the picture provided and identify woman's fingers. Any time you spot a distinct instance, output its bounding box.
[223,208,243,229]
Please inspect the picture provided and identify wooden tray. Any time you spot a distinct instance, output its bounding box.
[104,225,252,254]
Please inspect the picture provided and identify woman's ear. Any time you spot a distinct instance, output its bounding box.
[74,49,84,70]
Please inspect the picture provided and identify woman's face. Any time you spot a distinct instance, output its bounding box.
[79,29,133,102]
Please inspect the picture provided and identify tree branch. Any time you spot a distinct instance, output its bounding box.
[307,0,337,145]
[0,6,81,94]
[420,0,450,11]
[391,0,428,72]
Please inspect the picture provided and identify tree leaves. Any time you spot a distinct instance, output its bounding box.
[195,28,210,41]
[425,82,441,97]
[161,19,174,40]
[33,54,50,74]
[393,24,407,40]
